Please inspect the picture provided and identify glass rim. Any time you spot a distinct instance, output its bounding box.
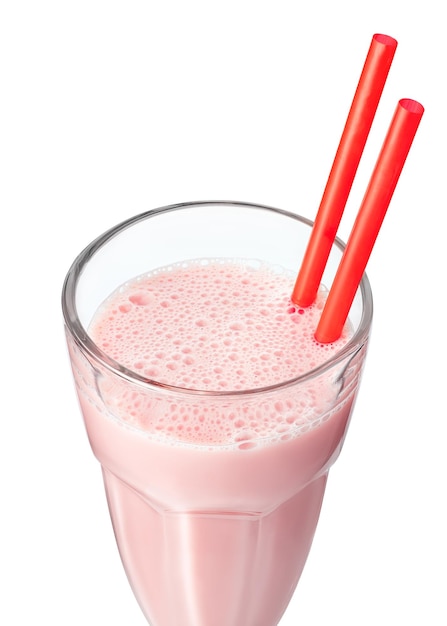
[61,200,373,399]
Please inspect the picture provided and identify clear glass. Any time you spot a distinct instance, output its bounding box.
[62,201,373,626]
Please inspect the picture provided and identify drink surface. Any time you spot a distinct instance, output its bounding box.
[89,258,352,446]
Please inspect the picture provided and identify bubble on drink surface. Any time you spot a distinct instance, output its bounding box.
[89,258,352,448]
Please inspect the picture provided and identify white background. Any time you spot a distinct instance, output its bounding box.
[1,1,445,624]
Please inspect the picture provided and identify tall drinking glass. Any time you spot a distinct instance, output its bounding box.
[62,201,373,626]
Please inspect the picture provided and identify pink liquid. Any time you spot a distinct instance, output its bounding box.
[68,259,365,625]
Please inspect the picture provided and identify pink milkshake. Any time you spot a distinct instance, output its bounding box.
[63,201,372,625]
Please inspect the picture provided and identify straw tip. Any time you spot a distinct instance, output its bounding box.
[373,33,398,48]
[399,98,425,116]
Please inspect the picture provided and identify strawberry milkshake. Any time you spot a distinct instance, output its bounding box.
[63,201,372,625]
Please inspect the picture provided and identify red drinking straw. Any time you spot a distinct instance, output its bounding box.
[291,34,398,307]
[314,98,424,344]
